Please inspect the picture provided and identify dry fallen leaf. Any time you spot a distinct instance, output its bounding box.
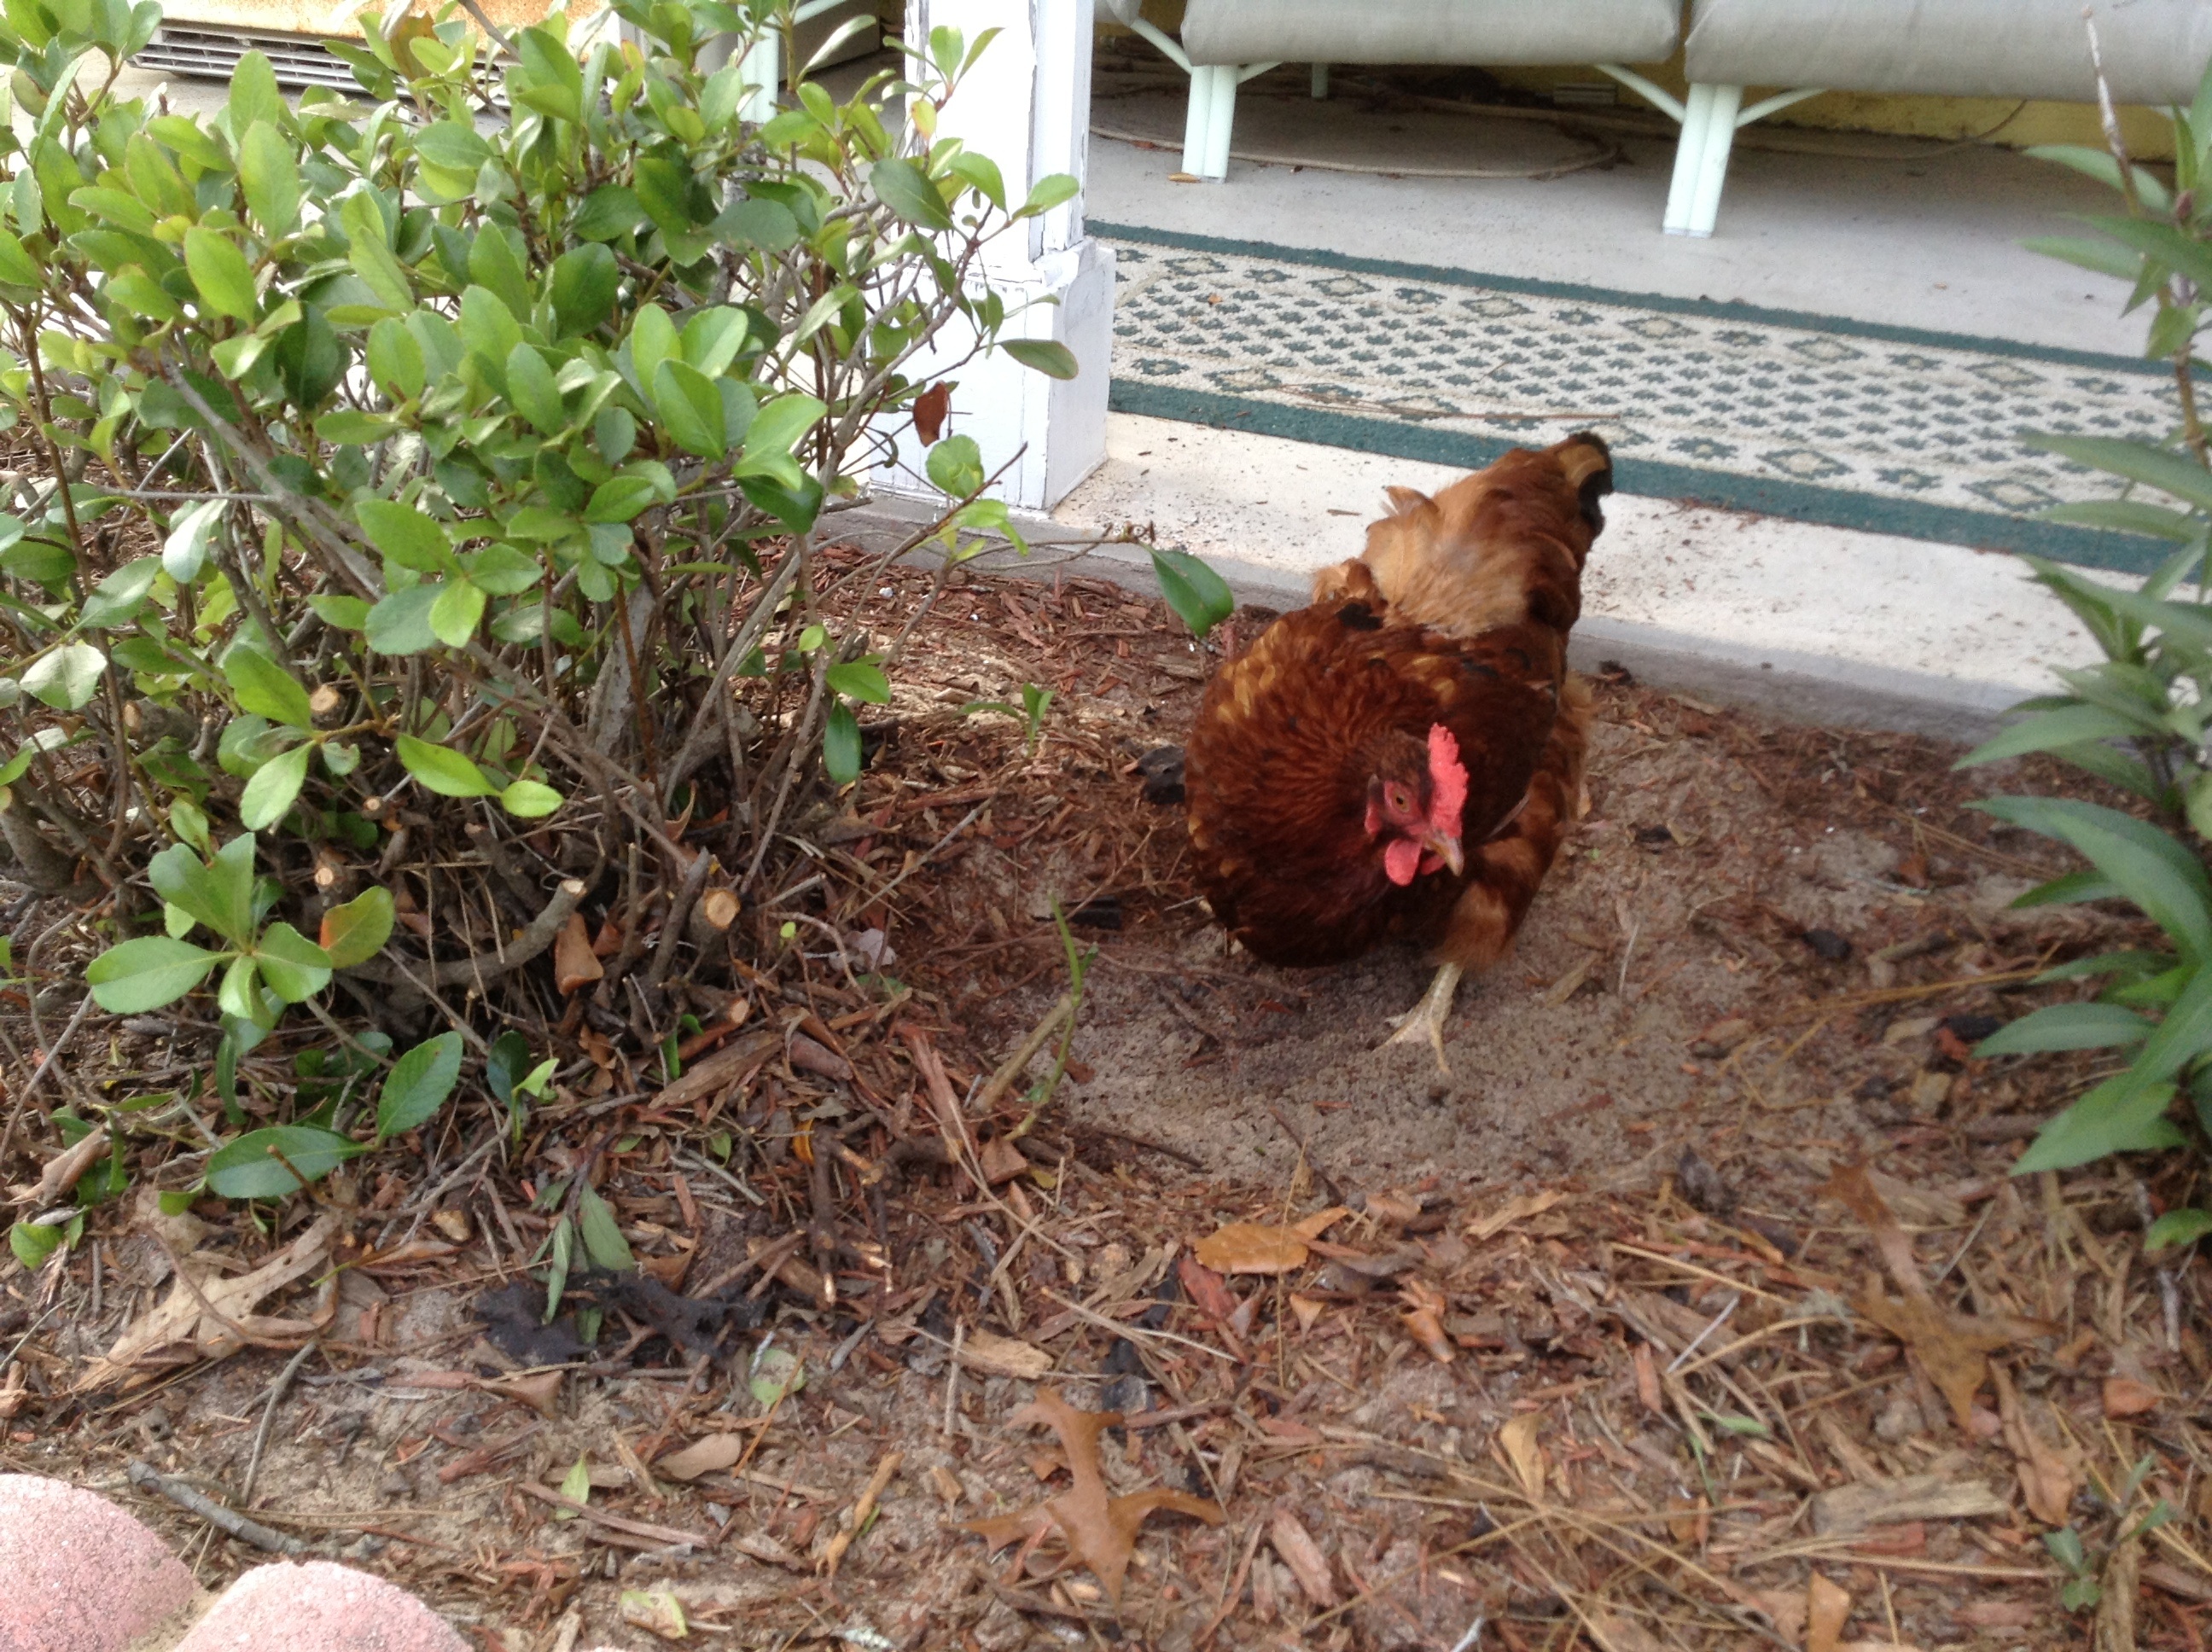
[957,1328,1053,1381]
[1288,1293,1325,1333]
[1192,1206,1348,1275]
[2104,1375,2160,1417]
[555,911,602,994]
[963,1387,1222,1604]
[655,1434,747,1481]
[1585,1610,1667,1652]
[1993,1363,2080,1527]
[1822,1161,2032,1429]
[1466,1189,1565,1242]
[1268,1508,1337,1608]
[1807,1572,1852,1652]
[12,1127,109,1207]
[1177,1254,1239,1320]
[79,1213,338,1390]
[1398,1277,1454,1364]
[1632,1341,1663,1415]
[1497,1413,1546,1502]
[480,1370,564,1419]
[618,1586,686,1641]
[977,1134,1027,1186]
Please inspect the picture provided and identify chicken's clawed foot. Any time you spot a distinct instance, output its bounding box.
[1382,962,1464,1076]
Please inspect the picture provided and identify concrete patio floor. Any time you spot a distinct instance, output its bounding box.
[1052,72,2163,736]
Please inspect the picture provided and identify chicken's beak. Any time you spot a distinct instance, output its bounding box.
[1423,829,1465,877]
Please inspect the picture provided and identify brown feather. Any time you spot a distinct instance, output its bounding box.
[1185,433,1610,974]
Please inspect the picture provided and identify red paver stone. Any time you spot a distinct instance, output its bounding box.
[0,1475,198,1652]
[173,1560,469,1652]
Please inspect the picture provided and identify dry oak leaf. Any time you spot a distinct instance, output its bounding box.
[10,1126,109,1207]
[655,1434,747,1481]
[1993,1362,2080,1527]
[79,1212,339,1391]
[1192,1206,1348,1275]
[554,911,602,994]
[1821,1161,2038,1430]
[963,1387,1222,1606]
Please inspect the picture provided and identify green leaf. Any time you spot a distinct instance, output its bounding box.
[550,243,618,338]
[585,475,658,524]
[826,660,890,703]
[576,1184,636,1271]
[499,778,563,817]
[925,433,985,497]
[1002,338,1079,380]
[162,497,225,583]
[1150,546,1235,640]
[870,156,952,230]
[1976,796,2212,959]
[223,646,312,728]
[79,556,157,628]
[428,578,487,647]
[412,119,492,174]
[395,731,498,797]
[366,318,425,402]
[149,834,257,944]
[1020,173,1079,216]
[1976,1002,2153,1056]
[206,1125,361,1200]
[355,497,452,573]
[183,227,257,322]
[823,701,861,785]
[486,1028,532,1105]
[9,1220,62,1269]
[319,886,394,969]
[85,935,221,1012]
[2022,234,2145,282]
[1957,703,2151,768]
[2014,1076,2184,1174]
[652,358,727,459]
[23,641,106,709]
[254,920,332,1003]
[2145,1207,2212,1251]
[375,1031,463,1142]
[2022,433,2212,514]
[237,120,300,237]
[365,585,443,655]
[463,544,544,596]
[237,741,310,829]
[507,342,567,435]
[572,184,645,241]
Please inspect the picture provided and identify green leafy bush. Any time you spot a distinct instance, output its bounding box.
[1959,60,2212,1246]
[0,0,1081,1219]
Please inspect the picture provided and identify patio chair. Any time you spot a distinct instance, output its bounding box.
[1615,0,2212,236]
[1097,0,1683,183]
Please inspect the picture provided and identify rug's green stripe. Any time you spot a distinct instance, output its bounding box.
[1110,381,2171,576]
[1093,221,2173,379]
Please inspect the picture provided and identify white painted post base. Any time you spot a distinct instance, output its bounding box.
[873,0,1112,512]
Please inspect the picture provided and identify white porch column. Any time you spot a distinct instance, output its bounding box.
[880,0,1113,511]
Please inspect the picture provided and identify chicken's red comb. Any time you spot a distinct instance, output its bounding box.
[1428,724,1468,836]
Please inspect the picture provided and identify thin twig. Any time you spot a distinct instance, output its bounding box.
[127,1461,306,1555]
[240,1340,320,1508]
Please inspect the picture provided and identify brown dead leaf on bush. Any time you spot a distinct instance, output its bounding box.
[1192,1206,1348,1275]
[1820,1161,2035,1429]
[963,1387,1222,1604]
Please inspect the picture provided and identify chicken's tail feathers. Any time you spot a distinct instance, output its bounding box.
[1554,432,1614,536]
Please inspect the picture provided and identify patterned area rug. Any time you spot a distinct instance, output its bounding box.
[1097,222,2178,573]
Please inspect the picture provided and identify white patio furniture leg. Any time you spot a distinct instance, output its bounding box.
[1312,61,1329,98]
[1660,83,1714,233]
[1683,84,1743,236]
[1186,63,1237,178]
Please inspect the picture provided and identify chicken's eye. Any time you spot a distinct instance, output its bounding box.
[1388,787,1410,811]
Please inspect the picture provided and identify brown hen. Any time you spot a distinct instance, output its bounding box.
[1183,433,1611,1069]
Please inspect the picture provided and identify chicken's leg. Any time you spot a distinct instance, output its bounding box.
[1382,961,1464,1074]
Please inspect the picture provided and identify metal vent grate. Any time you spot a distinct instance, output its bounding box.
[137,24,359,92]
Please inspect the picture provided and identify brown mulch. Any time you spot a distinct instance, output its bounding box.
[0,546,2207,1651]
